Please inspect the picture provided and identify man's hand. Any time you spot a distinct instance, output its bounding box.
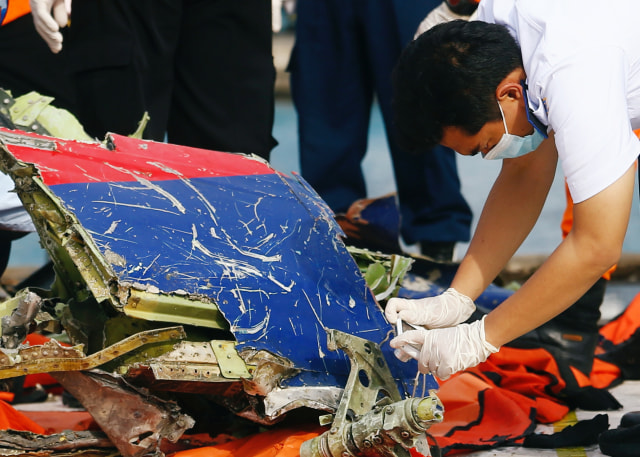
[30,0,71,53]
[390,317,499,379]
[385,288,475,329]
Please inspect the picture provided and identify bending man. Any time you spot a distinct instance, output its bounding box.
[387,0,640,379]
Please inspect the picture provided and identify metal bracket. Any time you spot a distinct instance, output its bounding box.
[300,329,444,457]
[0,326,186,379]
[210,340,252,379]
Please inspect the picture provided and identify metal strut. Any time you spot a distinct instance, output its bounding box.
[300,329,443,457]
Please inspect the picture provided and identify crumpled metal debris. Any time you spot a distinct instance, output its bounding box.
[53,370,194,457]
[0,127,447,457]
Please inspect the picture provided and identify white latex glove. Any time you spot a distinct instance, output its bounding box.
[272,0,283,33]
[385,288,475,329]
[414,1,473,39]
[390,316,499,380]
[30,0,72,53]
[272,0,295,33]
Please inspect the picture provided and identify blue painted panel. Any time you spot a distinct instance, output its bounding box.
[51,171,436,391]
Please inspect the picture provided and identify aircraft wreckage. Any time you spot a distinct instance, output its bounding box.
[0,126,512,457]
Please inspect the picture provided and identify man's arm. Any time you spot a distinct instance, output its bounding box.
[485,162,635,347]
[451,132,558,300]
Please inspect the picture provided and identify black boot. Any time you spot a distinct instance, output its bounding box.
[598,412,640,456]
[620,411,640,428]
[334,194,402,254]
[599,423,640,457]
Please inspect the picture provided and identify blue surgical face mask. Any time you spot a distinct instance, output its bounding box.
[482,100,546,160]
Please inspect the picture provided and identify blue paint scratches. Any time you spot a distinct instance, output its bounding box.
[50,170,436,391]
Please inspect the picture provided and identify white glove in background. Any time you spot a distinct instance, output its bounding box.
[390,316,499,380]
[29,0,72,53]
[272,0,283,33]
[414,1,476,39]
[385,288,475,329]
[272,0,296,33]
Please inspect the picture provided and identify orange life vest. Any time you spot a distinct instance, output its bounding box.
[0,0,31,26]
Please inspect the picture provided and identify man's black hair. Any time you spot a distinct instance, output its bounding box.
[392,19,523,153]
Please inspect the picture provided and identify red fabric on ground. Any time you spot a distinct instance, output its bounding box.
[591,358,622,389]
[167,424,430,457]
[169,424,324,457]
[428,347,571,454]
[600,292,640,345]
[15,293,640,455]
[20,411,98,434]
[0,398,45,434]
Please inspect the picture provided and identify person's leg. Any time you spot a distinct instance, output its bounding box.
[380,0,472,259]
[394,146,472,258]
[0,230,29,281]
[0,14,76,112]
[290,0,373,213]
[168,0,276,159]
[0,235,13,281]
[62,0,179,140]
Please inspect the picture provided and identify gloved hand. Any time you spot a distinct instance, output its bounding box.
[414,1,473,39]
[385,288,475,329]
[390,316,499,379]
[30,0,72,53]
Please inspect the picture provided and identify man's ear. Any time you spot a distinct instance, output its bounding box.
[496,81,523,103]
[495,68,525,102]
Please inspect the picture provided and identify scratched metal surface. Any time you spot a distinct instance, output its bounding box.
[1,131,437,392]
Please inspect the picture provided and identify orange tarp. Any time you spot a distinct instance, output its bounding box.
[0,392,45,434]
[169,424,324,457]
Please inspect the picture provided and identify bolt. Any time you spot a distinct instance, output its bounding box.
[330,427,338,435]
[341,453,350,457]
[386,406,394,414]
[363,440,372,448]
[401,431,411,439]
[373,435,383,445]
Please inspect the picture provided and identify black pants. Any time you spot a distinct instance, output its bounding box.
[289,0,472,244]
[0,1,277,159]
[0,15,76,112]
